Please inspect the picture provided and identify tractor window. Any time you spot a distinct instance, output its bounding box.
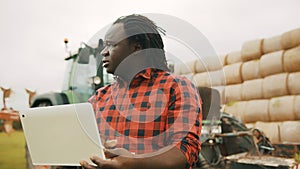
[62,60,73,91]
[69,54,98,102]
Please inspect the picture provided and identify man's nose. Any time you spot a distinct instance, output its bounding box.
[100,46,109,57]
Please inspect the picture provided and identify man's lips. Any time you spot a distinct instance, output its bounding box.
[103,62,109,68]
[102,60,109,68]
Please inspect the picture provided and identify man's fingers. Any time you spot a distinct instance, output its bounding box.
[105,149,118,159]
[105,148,134,158]
[90,155,106,166]
[80,160,96,169]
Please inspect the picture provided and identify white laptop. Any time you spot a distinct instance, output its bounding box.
[19,102,105,166]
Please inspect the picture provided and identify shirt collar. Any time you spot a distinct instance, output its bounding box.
[134,68,152,80]
[115,68,156,87]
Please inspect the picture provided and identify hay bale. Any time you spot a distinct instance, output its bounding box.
[209,70,225,86]
[224,101,246,122]
[219,54,227,66]
[255,121,281,144]
[241,39,263,62]
[179,60,196,74]
[269,96,296,122]
[195,59,206,73]
[224,62,243,85]
[226,51,242,65]
[259,50,284,77]
[280,121,300,143]
[205,56,223,72]
[194,56,223,74]
[245,123,256,129]
[294,95,300,120]
[281,28,300,50]
[262,35,282,54]
[263,73,288,99]
[283,46,300,72]
[243,100,270,123]
[241,79,263,100]
[193,72,210,87]
[287,72,300,95]
[241,60,261,81]
[224,84,242,103]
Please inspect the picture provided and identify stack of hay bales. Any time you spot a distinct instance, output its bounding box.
[175,55,226,104]
[175,27,300,144]
[225,28,300,144]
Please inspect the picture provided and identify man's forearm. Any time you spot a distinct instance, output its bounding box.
[127,146,187,169]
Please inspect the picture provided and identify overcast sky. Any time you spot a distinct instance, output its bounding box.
[1,0,300,110]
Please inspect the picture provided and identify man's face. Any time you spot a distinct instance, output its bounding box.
[101,23,135,74]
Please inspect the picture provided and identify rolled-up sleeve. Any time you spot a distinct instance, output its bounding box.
[166,77,202,168]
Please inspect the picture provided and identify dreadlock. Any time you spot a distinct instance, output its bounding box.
[113,14,169,71]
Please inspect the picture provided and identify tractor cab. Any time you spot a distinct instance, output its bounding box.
[61,38,113,103]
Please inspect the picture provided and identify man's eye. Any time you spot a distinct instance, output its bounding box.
[105,42,116,48]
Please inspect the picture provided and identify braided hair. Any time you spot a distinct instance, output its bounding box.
[113,14,169,71]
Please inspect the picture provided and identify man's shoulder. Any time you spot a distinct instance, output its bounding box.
[160,72,194,86]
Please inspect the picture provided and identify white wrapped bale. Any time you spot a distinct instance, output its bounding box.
[259,50,284,77]
[208,70,225,86]
[243,100,270,123]
[224,101,246,122]
[283,46,300,72]
[241,39,263,62]
[195,59,206,73]
[194,56,223,73]
[294,95,300,120]
[179,60,196,74]
[245,123,255,129]
[269,96,296,122]
[255,122,281,144]
[287,72,300,95]
[223,62,243,85]
[226,51,242,65]
[280,121,300,143]
[219,54,227,66]
[241,60,261,81]
[281,28,300,50]
[224,84,242,103]
[205,56,223,72]
[193,71,225,88]
[193,72,210,87]
[262,35,282,54]
[263,73,289,99]
[241,79,263,100]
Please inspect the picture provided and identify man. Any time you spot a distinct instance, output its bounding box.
[80,14,202,169]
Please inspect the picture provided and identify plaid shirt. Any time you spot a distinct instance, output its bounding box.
[88,68,202,168]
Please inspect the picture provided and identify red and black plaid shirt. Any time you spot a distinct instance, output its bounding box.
[89,68,202,168]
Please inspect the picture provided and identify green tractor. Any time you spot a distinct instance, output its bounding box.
[26,38,112,169]
[30,38,112,108]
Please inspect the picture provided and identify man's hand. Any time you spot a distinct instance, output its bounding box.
[80,148,134,169]
[80,146,186,169]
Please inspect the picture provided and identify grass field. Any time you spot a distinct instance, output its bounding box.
[0,130,26,169]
